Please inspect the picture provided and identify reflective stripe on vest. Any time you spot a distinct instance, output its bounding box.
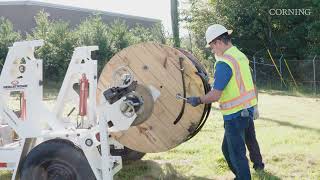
[219,54,256,110]
[220,89,256,110]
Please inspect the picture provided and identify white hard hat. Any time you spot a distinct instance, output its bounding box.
[205,24,233,45]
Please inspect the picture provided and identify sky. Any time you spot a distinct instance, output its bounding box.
[29,0,176,34]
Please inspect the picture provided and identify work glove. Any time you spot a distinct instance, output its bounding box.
[253,105,260,120]
[186,97,202,107]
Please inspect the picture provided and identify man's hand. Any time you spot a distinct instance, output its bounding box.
[186,97,202,107]
[253,105,260,120]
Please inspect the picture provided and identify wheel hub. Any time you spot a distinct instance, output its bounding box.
[41,160,77,180]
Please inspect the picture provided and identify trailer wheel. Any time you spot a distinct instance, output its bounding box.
[20,139,96,180]
[111,146,145,162]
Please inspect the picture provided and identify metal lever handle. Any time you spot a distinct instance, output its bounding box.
[176,93,187,101]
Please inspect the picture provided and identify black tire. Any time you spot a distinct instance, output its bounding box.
[20,139,96,180]
[110,146,145,162]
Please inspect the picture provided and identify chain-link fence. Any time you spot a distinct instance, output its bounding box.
[249,54,320,95]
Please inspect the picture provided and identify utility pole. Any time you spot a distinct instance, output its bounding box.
[171,0,180,48]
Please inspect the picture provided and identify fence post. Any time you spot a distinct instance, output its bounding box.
[313,55,317,95]
[279,55,283,89]
[253,56,257,83]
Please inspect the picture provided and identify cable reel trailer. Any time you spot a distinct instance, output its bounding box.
[0,40,210,180]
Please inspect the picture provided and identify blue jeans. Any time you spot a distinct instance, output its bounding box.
[245,117,264,170]
[222,116,251,180]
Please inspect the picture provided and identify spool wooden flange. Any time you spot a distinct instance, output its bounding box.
[97,42,206,153]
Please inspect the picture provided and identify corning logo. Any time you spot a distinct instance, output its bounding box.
[269,9,311,16]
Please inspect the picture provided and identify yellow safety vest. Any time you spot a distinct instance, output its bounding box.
[214,46,257,115]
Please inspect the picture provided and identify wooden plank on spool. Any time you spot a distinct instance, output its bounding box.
[99,53,195,152]
[119,47,205,139]
[128,44,204,124]
[97,61,175,152]
[97,42,207,153]
[97,43,204,152]
[97,57,189,152]
[143,43,205,110]
[151,44,206,130]
[104,53,190,152]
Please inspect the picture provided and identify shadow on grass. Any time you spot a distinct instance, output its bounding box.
[115,160,212,180]
[260,117,320,134]
[252,170,281,180]
[258,89,320,98]
[1,161,282,180]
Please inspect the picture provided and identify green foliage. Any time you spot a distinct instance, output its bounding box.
[27,11,77,83]
[306,21,320,55]
[74,15,113,74]
[181,0,219,61]
[75,16,166,75]
[0,11,166,84]
[130,23,166,44]
[0,17,21,71]
[150,23,167,44]
[108,19,133,52]
[182,0,320,91]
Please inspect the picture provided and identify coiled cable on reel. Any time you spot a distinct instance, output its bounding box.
[177,49,212,142]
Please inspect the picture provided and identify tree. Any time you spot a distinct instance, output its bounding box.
[180,0,219,69]
[150,23,167,44]
[108,19,134,53]
[130,23,166,44]
[0,17,21,72]
[28,11,77,83]
[75,15,113,74]
[182,0,320,87]
[0,10,169,85]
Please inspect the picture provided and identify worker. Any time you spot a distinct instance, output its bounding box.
[186,24,263,179]
[246,75,265,172]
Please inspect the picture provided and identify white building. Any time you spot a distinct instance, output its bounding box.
[0,0,160,34]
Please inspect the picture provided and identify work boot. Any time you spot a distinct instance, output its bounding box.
[253,163,265,171]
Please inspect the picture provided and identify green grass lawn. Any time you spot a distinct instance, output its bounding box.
[115,93,320,180]
[1,93,319,179]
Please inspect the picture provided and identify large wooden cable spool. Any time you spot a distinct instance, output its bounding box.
[97,42,210,153]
